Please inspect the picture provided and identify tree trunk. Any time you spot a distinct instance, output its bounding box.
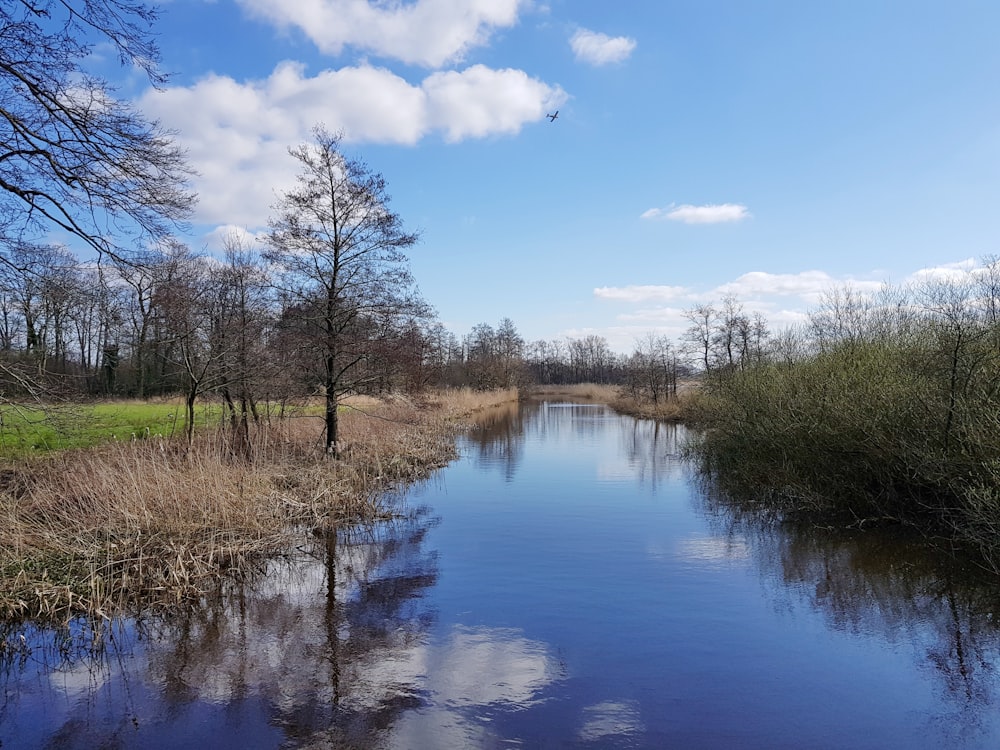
[325,357,339,456]
[185,389,197,446]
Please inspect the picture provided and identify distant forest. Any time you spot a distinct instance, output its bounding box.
[0,237,693,402]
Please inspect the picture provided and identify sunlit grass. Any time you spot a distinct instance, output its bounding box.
[0,400,204,454]
[0,400,331,455]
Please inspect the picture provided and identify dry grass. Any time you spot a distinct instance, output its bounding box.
[609,391,699,422]
[529,383,621,402]
[0,387,518,623]
[418,386,519,416]
[527,383,698,422]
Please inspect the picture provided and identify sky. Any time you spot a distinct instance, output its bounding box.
[89,0,1000,352]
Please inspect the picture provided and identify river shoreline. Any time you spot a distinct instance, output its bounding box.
[0,388,518,623]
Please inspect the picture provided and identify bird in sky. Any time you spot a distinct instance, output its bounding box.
[546,111,559,122]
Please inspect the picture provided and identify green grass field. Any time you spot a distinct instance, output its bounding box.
[0,400,329,455]
[0,401,221,454]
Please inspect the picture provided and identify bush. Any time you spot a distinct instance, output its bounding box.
[687,283,1000,569]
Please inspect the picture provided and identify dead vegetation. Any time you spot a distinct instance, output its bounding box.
[0,388,517,622]
[527,383,697,422]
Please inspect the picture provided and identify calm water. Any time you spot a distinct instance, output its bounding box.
[3,400,1000,748]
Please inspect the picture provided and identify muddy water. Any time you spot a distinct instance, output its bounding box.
[3,401,1000,748]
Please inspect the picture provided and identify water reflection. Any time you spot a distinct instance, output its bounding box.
[672,534,751,568]
[464,401,524,481]
[613,418,685,488]
[381,625,562,749]
[3,404,1000,748]
[1,510,441,747]
[699,479,1000,734]
[0,503,567,749]
[577,700,645,744]
[466,399,688,491]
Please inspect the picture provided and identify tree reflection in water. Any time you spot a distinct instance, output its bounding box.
[0,497,565,748]
[465,399,689,491]
[464,400,524,481]
[7,403,1000,747]
[0,509,444,748]
[698,476,1000,736]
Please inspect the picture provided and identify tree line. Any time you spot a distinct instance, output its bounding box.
[687,260,1000,570]
[0,0,702,454]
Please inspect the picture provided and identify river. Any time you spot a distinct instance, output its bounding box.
[2,400,1000,748]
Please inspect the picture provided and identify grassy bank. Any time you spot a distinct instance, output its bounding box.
[0,399,329,454]
[0,388,517,622]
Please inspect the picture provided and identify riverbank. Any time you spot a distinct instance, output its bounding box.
[525,383,694,422]
[685,333,1000,573]
[529,377,1000,574]
[0,388,517,622]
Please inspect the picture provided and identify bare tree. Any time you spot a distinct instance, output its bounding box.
[625,332,678,405]
[526,338,568,385]
[264,127,424,456]
[495,317,525,387]
[113,251,162,396]
[209,233,275,455]
[0,0,195,261]
[153,247,218,444]
[918,276,992,456]
[682,303,717,373]
[713,295,746,370]
[977,254,1000,325]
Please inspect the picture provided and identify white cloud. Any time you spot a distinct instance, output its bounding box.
[616,307,688,326]
[138,62,566,226]
[642,203,751,224]
[713,270,883,302]
[235,0,525,68]
[424,65,567,142]
[202,225,267,254]
[583,256,999,354]
[905,257,977,284]
[570,28,636,66]
[585,268,893,352]
[596,271,885,311]
[593,285,690,303]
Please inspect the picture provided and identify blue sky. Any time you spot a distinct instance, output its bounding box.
[93,1,1000,352]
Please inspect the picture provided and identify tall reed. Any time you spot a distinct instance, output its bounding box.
[0,388,518,622]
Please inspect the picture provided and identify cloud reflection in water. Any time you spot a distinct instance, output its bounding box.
[379,624,562,748]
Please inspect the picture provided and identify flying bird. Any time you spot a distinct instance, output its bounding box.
[546,111,559,122]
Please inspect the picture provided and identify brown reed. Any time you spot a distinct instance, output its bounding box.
[0,388,517,623]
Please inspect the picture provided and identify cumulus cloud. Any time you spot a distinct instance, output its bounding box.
[615,307,688,325]
[593,285,690,303]
[713,270,883,301]
[424,65,567,142]
[234,0,525,68]
[585,268,891,351]
[138,62,565,226]
[641,203,751,224]
[906,257,977,284]
[586,257,995,353]
[570,28,636,65]
[596,271,886,311]
[202,225,267,254]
